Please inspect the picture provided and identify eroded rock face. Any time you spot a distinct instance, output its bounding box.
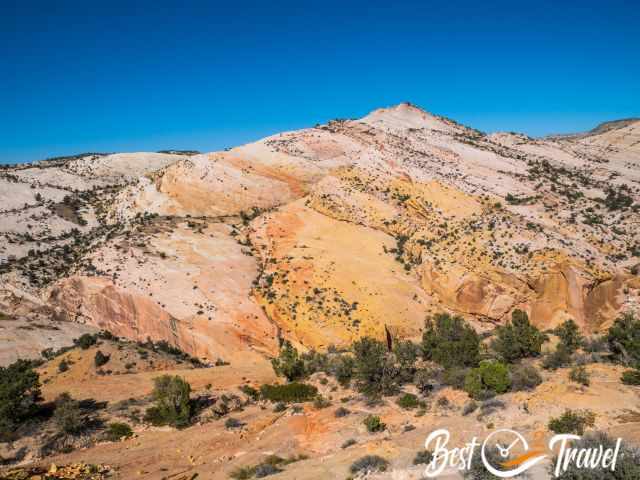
[47,221,279,363]
[2,103,640,361]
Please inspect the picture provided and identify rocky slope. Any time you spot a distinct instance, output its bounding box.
[1,103,639,363]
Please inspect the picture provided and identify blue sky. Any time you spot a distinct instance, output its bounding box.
[1,0,639,164]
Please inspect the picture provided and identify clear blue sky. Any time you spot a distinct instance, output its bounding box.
[1,0,639,164]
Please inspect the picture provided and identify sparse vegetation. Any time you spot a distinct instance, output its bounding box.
[363,414,386,433]
[349,455,389,474]
[259,382,318,403]
[569,365,590,386]
[105,422,133,441]
[510,363,543,391]
[144,375,192,428]
[548,409,596,435]
[54,393,84,434]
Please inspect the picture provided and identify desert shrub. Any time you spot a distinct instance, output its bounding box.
[510,363,543,391]
[313,396,331,409]
[393,340,420,383]
[58,359,70,372]
[414,367,440,394]
[259,382,318,403]
[422,313,480,369]
[254,464,281,478]
[75,333,97,350]
[464,445,512,479]
[569,365,590,386]
[300,349,329,376]
[94,350,109,367]
[621,369,640,385]
[442,367,469,389]
[583,335,608,353]
[477,399,506,419]
[555,319,583,353]
[225,417,244,429]
[462,400,478,416]
[271,341,305,381]
[239,384,259,401]
[492,310,545,362]
[542,344,572,370]
[548,409,596,435]
[273,402,287,412]
[54,393,84,434]
[341,438,356,449]
[105,422,133,441]
[607,312,640,365]
[334,407,350,417]
[144,375,192,428]
[350,455,389,474]
[549,431,640,479]
[0,359,42,437]
[396,393,420,410]
[352,337,399,397]
[413,450,433,465]
[363,415,386,433]
[464,361,510,400]
[328,354,354,387]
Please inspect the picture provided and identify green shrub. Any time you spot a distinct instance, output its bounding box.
[422,313,480,369]
[363,415,386,433]
[352,337,399,397]
[569,365,590,386]
[239,384,259,401]
[271,341,305,381]
[413,450,433,465]
[607,312,640,365]
[464,361,510,400]
[555,319,583,353]
[549,431,640,479]
[396,393,420,410]
[492,310,545,362]
[259,382,318,403]
[548,409,595,435]
[94,350,109,367]
[54,393,84,434]
[350,455,389,474]
[144,375,192,427]
[621,369,640,385]
[0,359,41,437]
[510,363,543,391]
[105,422,133,441]
[75,333,97,350]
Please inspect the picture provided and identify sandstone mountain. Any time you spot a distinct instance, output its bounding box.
[1,103,639,365]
